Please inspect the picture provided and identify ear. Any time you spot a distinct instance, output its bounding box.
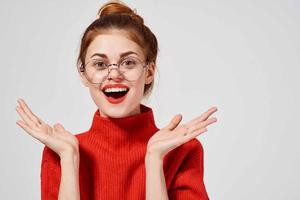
[77,64,89,87]
[145,62,156,85]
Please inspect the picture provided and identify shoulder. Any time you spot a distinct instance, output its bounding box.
[163,138,205,170]
[182,138,205,166]
[74,130,89,141]
[188,138,204,156]
[185,138,203,151]
[172,138,204,157]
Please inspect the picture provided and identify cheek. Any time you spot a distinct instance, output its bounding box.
[88,86,104,104]
[133,74,146,94]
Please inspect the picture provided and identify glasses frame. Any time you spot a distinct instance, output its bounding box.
[79,56,150,84]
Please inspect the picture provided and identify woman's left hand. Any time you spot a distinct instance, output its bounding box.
[146,106,218,159]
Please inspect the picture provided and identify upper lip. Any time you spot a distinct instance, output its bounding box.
[102,83,129,91]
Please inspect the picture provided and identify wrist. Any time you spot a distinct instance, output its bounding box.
[60,150,80,164]
[145,149,163,160]
[145,152,163,166]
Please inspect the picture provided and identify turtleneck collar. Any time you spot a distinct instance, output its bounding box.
[87,104,159,144]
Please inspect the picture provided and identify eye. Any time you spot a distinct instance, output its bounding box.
[125,60,135,65]
[93,60,107,68]
[122,58,137,66]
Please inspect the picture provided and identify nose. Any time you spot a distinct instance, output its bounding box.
[107,65,124,81]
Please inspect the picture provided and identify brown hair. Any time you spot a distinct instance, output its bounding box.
[77,0,159,98]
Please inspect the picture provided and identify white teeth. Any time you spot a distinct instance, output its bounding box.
[104,87,128,93]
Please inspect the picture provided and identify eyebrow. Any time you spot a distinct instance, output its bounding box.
[90,51,138,59]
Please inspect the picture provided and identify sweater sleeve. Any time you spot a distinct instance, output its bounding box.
[168,139,209,200]
[40,146,61,200]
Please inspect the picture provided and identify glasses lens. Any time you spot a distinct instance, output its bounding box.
[84,57,146,84]
[84,59,108,84]
[119,57,144,80]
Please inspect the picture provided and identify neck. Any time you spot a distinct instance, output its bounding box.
[98,103,141,119]
[88,104,159,146]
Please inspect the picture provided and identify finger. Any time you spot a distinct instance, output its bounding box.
[17,98,45,126]
[54,123,65,132]
[52,124,71,142]
[189,117,217,134]
[15,105,37,128]
[16,120,32,133]
[17,99,39,125]
[182,127,208,142]
[174,127,208,147]
[162,114,182,131]
[16,119,48,143]
[199,106,218,121]
[188,106,218,126]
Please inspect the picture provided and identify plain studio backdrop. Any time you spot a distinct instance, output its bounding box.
[1,0,299,199]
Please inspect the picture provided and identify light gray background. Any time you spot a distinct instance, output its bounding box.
[1,0,299,199]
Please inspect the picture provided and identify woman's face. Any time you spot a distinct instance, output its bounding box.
[80,30,155,118]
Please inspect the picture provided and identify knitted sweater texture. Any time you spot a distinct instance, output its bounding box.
[40,104,209,199]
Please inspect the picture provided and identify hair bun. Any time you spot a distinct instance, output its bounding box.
[97,0,144,24]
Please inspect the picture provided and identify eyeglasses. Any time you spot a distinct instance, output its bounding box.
[79,56,149,85]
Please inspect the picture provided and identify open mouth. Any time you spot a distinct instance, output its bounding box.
[103,89,129,99]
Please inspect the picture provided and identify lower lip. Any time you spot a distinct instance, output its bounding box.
[104,91,129,104]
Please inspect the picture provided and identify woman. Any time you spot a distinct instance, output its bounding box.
[15,1,218,199]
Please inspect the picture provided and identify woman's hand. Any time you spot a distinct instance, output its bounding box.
[15,98,79,157]
[146,106,218,159]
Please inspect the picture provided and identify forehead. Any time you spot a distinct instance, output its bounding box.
[85,31,144,61]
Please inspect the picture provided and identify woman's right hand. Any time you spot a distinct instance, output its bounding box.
[15,98,79,158]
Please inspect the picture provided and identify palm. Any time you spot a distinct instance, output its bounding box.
[15,98,78,157]
[147,124,187,156]
[147,107,218,159]
[38,123,78,156]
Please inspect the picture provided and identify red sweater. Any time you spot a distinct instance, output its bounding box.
[40,104,209,199]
